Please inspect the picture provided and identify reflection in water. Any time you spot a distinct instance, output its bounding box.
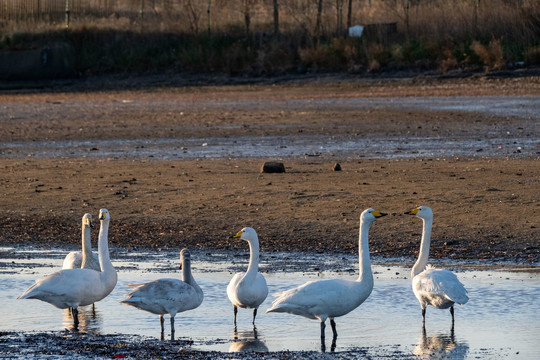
[62,305,102,333]
[229,328,268,353]
[413,327,469,360]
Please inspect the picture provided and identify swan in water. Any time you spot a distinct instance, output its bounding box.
[62,213,101,271]
[226,227,268,327]
[405,206,469,326]
[18,209,117,328]
[121,248,204,340]
[266,208,387,351]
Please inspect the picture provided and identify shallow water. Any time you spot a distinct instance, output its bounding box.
[1,247,539,359]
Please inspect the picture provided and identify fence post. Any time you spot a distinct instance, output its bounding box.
[65,0,70,28]
[139,0,144,31]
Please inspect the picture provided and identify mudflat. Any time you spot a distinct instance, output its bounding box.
[1,73,539,263]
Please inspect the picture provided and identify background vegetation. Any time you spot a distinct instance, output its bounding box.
[1,0,539,76]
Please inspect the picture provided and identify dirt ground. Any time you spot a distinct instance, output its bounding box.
[1,71,539,265]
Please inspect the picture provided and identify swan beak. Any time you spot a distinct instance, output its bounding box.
[89,220,94,228]
[373,211,388,218]
[233,230,243,238]
[405,208,419,216]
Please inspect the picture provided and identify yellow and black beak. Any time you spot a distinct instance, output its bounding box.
[233,230,243,238]
[372,211,388,218]
[405,208,419,216]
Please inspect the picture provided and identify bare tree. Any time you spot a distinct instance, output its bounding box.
[315,0,323,43]
[347,0,353,29]
[336,0,344,37]
[273,0,279,35]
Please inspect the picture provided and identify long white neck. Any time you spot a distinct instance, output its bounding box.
[244,237,260,281]
[81,224,92,267]
[357,218,373,285]
[182,259,202,294]
[98,219,114,273]
[411,217,432,278]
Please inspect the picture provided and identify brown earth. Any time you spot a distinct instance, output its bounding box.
[1,72,539,263]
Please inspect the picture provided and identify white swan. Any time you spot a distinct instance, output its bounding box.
[405,206,469,326]
[121,248,204,340]
[18,209,117,327]
[227,227,268,327]
[62,213,101,271]
[266,208,386,350]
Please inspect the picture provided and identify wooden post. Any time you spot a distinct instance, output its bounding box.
[65,0,70,28]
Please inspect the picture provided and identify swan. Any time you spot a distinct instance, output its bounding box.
[226,227,268,327]
[121,248,204,340]
[62,213,101,271]
[266,208,386,350]
[405,206,469,326]
[18,208,117,328]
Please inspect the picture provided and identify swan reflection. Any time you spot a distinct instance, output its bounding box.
[413,327,469,360]
[62,305,102,332]
[229,328,268,353]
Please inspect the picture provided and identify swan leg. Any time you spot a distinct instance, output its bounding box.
[71,307,79,330]
[330,319,337,352]
[330,318,338,339]
[450,306,455,324]
[170,315,175,341]
[252,308,258,325]
[160,314,165,340]
[320,320,326,352]
[92,303,96,317]
[233,306,238,326]
[422,307,426,326]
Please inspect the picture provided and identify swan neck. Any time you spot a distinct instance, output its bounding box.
[412,217,432,278]
[357,219,373,284]
[98,220,113,272]
[81,224,92,265]
[245,238,260,280]
[182,260,193,282]
[182,259,201,294]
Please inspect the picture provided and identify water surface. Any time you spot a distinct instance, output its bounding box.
[1,247,538,358]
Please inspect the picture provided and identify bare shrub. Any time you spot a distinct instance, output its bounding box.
[470,38,505,71]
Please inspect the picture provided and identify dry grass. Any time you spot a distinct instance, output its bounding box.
[0,0,538,75]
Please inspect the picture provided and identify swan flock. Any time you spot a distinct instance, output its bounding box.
[17,205,468,349]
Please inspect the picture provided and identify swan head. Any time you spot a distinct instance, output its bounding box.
[179,248,191,269]
[233,227,258,243]
[99,208,110,222]
[405,206,433,221]
[361,208,388,223]
[82,213,93,228]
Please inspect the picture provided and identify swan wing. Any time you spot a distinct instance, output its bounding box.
[414,268,468,305]
[62,251,82,269]
[122,278,203,315]
[18,269,103,308]
[267,279,368,319]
